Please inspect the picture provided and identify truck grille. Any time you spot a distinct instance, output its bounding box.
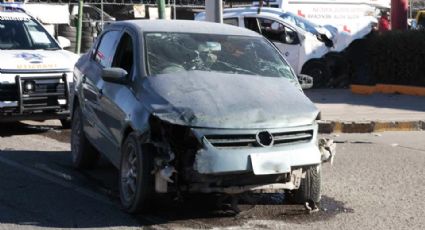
[0,72,70,113]
[18,75,68,112]
[205,130,314,148]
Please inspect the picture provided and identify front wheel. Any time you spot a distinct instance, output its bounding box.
[289,165,322,205]
[119,133,154,214]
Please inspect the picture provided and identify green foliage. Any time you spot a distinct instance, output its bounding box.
[368,30,425,86]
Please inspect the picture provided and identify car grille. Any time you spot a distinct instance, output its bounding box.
[205,130,314,148]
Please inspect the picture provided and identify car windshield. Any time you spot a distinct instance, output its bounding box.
[280,12,319,34]
[0,13,60,50]
[145,32,296,80]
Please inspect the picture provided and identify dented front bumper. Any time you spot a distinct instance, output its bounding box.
[191,124,321,175]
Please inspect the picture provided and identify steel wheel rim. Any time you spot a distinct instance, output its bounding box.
[121,142,138,203]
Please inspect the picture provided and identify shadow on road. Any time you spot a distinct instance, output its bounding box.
[0,149,353,228]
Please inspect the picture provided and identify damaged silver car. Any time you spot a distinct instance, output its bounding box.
[71,20,334,213]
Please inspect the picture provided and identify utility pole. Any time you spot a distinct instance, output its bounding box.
[75,0,83,54]
[173,0,176,19]
[391,0,408,30]
[157,0,166,19]
[205,0,223,23]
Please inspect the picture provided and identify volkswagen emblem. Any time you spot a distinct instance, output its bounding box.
[256,131,274,147]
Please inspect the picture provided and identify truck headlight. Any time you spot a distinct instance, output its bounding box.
[23,80,36,93]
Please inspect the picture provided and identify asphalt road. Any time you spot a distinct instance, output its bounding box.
[0,120,424,229]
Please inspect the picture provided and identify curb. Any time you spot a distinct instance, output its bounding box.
[351,84,425,96]
[318,120,425,133]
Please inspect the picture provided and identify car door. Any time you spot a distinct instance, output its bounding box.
[82,29,121,153]
[243,17,301,73]
[95,30,139,166]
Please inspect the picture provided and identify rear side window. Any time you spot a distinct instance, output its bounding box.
[94,30,121,68]
[224,18,239,26]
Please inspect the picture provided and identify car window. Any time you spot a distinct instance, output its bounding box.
[256,18,299,45]
[94,30,121,68]
[145,32,296,81]
[280,12,319,35]
[224,18,239,26]
[244,17,262,34]
[112,32,134,75]
[0,13,60,50]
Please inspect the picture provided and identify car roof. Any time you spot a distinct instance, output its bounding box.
[223,7,286,15]
[111,19,262,37]
[195,7,286,19]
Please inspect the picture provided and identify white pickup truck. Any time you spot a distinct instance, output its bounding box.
[0,6,78,127]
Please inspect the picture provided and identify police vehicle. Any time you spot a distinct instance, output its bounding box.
[0,4,79,127]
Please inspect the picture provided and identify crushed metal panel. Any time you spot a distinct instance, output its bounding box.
[141,71,319,129]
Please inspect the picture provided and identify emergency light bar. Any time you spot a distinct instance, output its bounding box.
[0,3,26,13]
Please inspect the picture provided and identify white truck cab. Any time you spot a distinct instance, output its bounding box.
[196,7,346,87]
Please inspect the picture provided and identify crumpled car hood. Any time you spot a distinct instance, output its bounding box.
[141,71,319,129]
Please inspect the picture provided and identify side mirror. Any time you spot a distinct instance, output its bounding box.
[298,74,313,89]
[282,32,300,45]
[57,36,71,49]
[102,67,128,84]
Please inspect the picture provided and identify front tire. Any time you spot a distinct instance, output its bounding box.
[70,106,99,169]
[119,133,154,214]
[291,165,322,204]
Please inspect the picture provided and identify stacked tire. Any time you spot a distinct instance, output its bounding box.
[57,22,97,53]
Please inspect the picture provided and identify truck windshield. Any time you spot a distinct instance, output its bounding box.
[145,32,296,80]
[0,13,60,50]
[280,12,319,35]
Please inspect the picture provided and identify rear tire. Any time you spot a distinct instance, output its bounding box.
[70,105,99,169]
[119,133,154,214]
[290,165,322,204]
